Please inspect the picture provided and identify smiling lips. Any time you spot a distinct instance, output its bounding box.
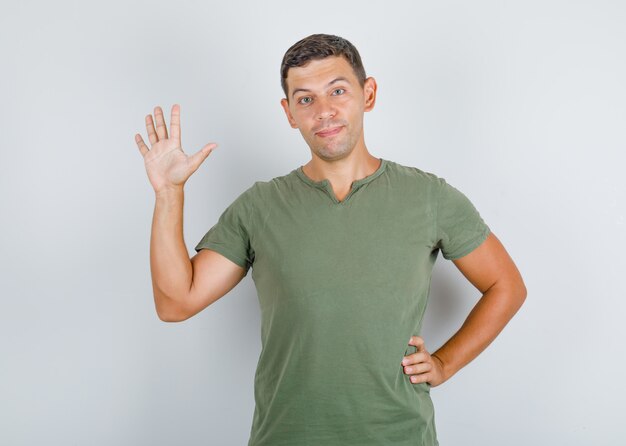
[315,126,343,137]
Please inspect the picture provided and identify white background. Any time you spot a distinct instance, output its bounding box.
[1,0,625,444]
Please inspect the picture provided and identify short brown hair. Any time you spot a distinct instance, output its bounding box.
[280,33,367,99]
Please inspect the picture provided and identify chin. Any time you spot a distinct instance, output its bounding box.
[314,146,352,161]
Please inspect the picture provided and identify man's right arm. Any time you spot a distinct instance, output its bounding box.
[150,187,247,322]
[136,104,246,322]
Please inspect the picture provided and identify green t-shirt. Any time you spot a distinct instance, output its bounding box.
[195,158,490,446]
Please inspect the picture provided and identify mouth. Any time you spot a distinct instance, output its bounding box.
[315,126,344,138]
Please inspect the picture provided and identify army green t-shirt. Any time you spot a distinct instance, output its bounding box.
[195,158,490,446]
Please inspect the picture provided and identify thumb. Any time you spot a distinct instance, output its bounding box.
[189,142,218,172]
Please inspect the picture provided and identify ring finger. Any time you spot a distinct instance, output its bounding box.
[153,106,169,141]
[145,114,158,145]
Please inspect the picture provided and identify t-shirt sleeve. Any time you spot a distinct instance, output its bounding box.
[194,189,255,273]
[434,177,491,260]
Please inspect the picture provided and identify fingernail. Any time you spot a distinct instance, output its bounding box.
[402,358,409,365]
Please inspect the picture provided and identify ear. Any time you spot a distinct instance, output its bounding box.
[363,77,377,112]
[280,98,298,129]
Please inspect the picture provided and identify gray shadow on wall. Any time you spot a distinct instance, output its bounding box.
[420,257,482,352]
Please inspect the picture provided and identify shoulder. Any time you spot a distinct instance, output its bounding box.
[384,158,437,180]
[245,168,300,196]
[383,158,446,193]
[234,168,300,212]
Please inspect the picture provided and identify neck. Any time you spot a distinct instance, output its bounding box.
[302,147,381,188]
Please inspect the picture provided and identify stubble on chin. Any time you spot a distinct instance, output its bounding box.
[310,129,357,161]
[312,140,351,161]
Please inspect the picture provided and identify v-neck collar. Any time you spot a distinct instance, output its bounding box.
[295,158,388,205]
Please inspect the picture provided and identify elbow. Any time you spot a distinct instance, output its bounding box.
[154,292,190,323]
[514,278,528,309]
[156,310,182,323]
[156,307,192,323]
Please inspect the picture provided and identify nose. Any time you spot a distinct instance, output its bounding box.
[314,97,336,120]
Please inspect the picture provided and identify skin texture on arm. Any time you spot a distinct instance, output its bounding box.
[174,249,248,321]
[149,188,247,322]
[401,232,527,386]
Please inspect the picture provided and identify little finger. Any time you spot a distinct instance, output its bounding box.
[145,114,158,145]
[135,134,149,156]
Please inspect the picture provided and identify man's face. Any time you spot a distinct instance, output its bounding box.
[280,56,376,162]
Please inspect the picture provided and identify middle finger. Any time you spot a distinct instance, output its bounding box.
[402,351,429,366]
[404,362,432,375]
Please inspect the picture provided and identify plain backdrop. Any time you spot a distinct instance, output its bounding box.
[1,0,625,444]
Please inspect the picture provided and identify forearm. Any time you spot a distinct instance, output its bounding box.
[432,282,526,382]
[150,187,193,308]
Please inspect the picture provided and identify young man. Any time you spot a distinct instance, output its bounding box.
[135,34,526,446]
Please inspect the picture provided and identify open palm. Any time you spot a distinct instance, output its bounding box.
[135,104,217,193]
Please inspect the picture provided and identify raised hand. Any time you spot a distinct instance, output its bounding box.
[135,104,217,194]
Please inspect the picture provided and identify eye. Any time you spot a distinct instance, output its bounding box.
[298,96,312,105]
[332,88,345,95]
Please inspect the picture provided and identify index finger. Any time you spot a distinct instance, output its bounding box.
[410,335,426,351]
[170,104,181,143]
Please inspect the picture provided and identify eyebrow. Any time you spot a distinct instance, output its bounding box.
[291,77,351,99]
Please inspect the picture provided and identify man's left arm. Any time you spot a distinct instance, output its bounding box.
[402,232,527,386]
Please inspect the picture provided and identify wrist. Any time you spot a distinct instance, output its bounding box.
[155,185,184,200]
[431,352,452,382]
